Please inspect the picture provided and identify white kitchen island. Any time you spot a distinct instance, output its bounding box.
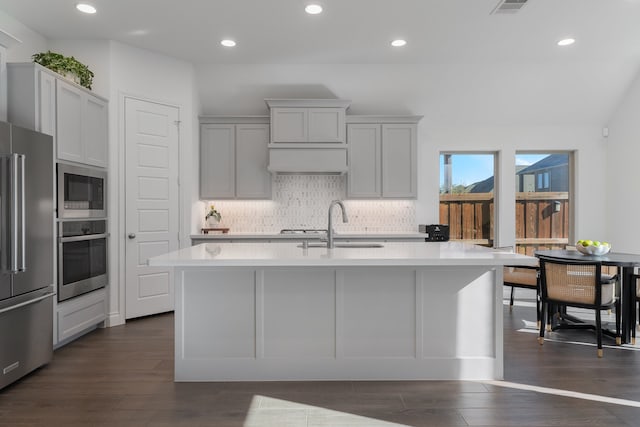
[149,241,536,381]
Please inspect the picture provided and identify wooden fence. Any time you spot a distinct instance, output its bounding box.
[440,192,569,255]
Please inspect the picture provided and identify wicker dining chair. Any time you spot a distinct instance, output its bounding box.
[496,247,541,326]
[504,265,540,324]
[538,256,620,358]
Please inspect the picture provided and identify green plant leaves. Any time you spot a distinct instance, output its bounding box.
[32,50,94,90]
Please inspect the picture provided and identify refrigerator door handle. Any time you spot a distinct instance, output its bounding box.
[0,292,55,315]
[0,156,6,272]
[9,154,26,273]
[18,154,26,272]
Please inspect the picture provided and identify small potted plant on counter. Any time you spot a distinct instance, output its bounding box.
[205,204,222,228]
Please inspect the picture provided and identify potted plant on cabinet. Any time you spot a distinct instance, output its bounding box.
[32,50,94,90]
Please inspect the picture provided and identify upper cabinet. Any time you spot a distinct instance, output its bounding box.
[56,79,108,167]
[7,63,108,168]
[0,44,6,122]
[199,117,271,200]
[347,124,381,198]
[346,116,422,199]
[265,99,350,144]
[0,30,22,122]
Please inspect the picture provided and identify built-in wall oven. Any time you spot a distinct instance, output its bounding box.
[57,164,107,219]
[57,219,108,302]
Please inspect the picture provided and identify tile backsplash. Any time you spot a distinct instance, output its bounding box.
[199,175,416,233]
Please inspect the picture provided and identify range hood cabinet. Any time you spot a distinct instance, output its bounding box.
[265,99,351,174]
[268,146,347,174]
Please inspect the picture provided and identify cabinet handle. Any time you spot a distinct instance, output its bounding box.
[128,233,136,239]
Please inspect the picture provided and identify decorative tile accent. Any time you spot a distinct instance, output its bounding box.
[199,175,416,233]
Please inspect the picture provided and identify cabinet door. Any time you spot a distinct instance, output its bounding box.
[200,124,235,199]
[308,108,345,143]
[381,124,417,198]
[56,80,84,163]
[38,71,56,137]
[83,95,108,167]
[0,47,5,122]
[347,124,381,198]
[236,124,271,199]
[271,108,307,142]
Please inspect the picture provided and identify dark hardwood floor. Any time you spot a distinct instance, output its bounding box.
[1,301,640,426]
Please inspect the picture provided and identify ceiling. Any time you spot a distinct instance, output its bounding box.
[1,0,640,65]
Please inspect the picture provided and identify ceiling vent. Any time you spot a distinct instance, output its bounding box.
[491,0,529,14]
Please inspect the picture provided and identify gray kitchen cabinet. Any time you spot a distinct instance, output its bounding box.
[381,124,417,198]
[199,119,271,200]
[7,63,57,137]
[56,288,106,345]
[270,108,306,142]
[270,107,345,143]
[56,80,83,163]
[236,124,272,198]
[346,116,421,199]
[56,79,108,167]
[7,63,108,167]
[0,44,6,121]
[0,31,21,121]
[83,95,109,167]
[347,124,381,197]
[266,99,350,144]
[200,124,235,199]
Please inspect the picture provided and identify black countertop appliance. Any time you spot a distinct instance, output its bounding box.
[419,224,450,242]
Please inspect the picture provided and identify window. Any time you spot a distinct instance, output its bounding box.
[536,172,550,191]
[439,153,495,246]
[515,153,571,255]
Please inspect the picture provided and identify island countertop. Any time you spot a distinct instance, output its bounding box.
[149,241,536,268]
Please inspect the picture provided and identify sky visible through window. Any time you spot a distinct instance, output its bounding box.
[439,153,549,187]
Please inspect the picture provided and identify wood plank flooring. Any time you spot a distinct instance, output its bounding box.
[1,301,640,426]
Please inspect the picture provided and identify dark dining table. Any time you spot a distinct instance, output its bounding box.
[535,249,640,344]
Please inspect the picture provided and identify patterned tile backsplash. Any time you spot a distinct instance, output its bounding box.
[199,175,416,233]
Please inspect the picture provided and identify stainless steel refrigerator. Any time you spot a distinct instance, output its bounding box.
[0,121,55,390]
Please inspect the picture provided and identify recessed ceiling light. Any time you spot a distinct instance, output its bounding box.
[76,3,96,14]
[557,38,576,46]
[391,39,407,47]
[305,4,323,14]
[220,39,236,47]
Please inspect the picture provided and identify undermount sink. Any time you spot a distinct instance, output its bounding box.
[298,242,384,249]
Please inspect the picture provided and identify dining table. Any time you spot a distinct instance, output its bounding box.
[535,249,640,344]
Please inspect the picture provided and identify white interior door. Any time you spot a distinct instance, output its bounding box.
[125,98,179,319]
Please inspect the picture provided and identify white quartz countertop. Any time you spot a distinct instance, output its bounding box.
[190,232,426,240]
[149,241,537,268]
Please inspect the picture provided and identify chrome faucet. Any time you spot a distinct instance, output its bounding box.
[327,200,348,248]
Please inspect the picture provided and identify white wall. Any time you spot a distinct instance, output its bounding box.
[48,40,111,98]
[41,39,199,326]
[0,10,47,61]
[108,41,196,326]
[196,64,610,246]
[606,71,640,253]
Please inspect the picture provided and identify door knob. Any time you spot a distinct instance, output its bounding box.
[128,233,136,239]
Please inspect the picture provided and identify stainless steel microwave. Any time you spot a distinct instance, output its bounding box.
[57,164,107,219]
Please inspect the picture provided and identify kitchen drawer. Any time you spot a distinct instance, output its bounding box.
[1,292,53,390]
[57,288,106,343]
